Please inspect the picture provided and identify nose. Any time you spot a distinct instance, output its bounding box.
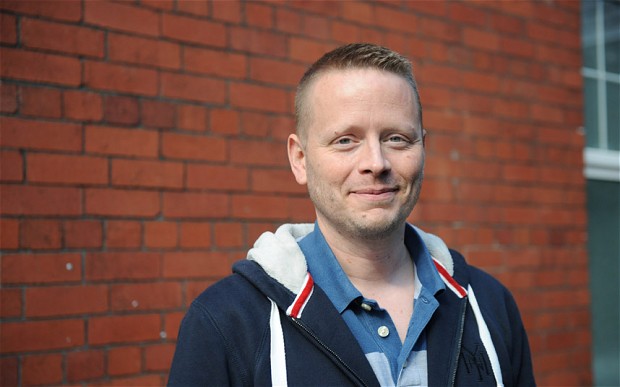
[358,140,391,176]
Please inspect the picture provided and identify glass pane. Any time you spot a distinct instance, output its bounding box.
[607,82,619,150]
[585,77,600,148]
[587,179,620,387]
[604,0,620,73]
[582,0,597,69]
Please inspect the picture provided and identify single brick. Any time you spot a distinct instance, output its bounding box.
[0,13,17,44]
[28,153,108,185]
[0,186,81,216]
[163,192,229,219]
[160,72,226,104]
[0,0,81,22]
[162,251,231,279]
[0,288,21,318]
[20,219,62,250]
[0,218,19,250]
[162,13,225,47]
[141,99,176,128]
[104,95,139,125]
[85,188,160,217]
[144,221,178,249]
[22,354,63,386]
[112,159,183,189]
[63,90,103,121]
[1,253,81,285]
[0,48,81,86]
[64,220,103,248]
[88,314,161,345]
[0,116,82,152]
[66,350,105,382]
[144,343,175,371]
[85,125,158,158]
[25,285,108,317]
[161,132,226,162]
[177,104,208,131]
[1,319,84,353]
[186,164,248,191]
[21,18,104,57]
[84,61,158,96]
[229,83,288,113]
[0,150,22,182]
[107,346,142,376]
[85,252,160,281]
[106,220,142,249]
[183,46,247,78]
[84,1,158,36]
[179,222,212,249]
[110,282,182,312]
[0,82,17,113]
[108,32,180,70]
[230,27,287,57]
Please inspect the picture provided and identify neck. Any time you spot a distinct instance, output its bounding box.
[317,220,412,284]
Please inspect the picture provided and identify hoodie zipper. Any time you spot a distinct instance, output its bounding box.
[448,297,468,386]
[290,317,370,387]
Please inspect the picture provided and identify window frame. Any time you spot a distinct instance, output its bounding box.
[582,0,620,182]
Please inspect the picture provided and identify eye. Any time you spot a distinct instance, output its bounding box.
[385,135,410,144]
[332,136,357,148]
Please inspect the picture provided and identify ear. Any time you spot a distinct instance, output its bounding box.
[422,128,427,147]
[287,133,307,185]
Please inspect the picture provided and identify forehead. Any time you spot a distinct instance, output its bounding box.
[307,68,415,105]
[305,68,417,122]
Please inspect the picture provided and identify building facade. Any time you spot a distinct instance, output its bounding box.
[0,0,603,385]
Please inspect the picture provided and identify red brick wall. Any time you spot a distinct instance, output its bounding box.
[0,1,589,385]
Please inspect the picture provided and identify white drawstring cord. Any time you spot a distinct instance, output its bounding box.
[467,285,504,387]
[269,299,288,387]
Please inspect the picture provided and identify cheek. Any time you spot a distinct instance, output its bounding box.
[308,154,350,184]
[397,153,425,182]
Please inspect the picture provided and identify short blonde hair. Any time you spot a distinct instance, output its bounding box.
[294,43,423,142]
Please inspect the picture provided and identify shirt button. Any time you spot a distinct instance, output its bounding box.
[360,303,372,312]
[421,296,429,304]
[377,326,390,338]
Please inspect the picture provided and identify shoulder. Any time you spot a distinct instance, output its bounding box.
[170,267,272,386]
[449,249,528,348]
[191,269,271,322]
[450,249,520,314]
[450,249,508,291]
[180,268,272,363]
[448,250,535,385]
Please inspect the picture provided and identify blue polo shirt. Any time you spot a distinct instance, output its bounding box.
[297,223,445,386]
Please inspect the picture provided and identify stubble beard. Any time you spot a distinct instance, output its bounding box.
[307,169,424,241]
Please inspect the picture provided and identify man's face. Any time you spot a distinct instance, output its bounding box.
[288,68,425,240]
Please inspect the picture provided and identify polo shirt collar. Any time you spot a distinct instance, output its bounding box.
[297,222,445,314]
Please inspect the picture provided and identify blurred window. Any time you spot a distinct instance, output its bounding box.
[581,2,620,386]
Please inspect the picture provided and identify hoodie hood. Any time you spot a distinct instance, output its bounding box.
[246,222,454,295]
[246,223,314,293]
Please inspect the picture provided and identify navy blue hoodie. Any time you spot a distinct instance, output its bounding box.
[168,223,535,386]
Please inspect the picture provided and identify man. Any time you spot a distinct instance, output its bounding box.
[168,43,535,386]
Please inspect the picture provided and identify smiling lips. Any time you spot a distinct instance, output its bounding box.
[353,187,398,194]
[350,187,399,200]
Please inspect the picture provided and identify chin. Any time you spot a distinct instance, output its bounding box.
[347,215,406,240]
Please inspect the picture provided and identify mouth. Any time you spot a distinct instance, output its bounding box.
[353,187,398,195]
[350,187,399,201]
